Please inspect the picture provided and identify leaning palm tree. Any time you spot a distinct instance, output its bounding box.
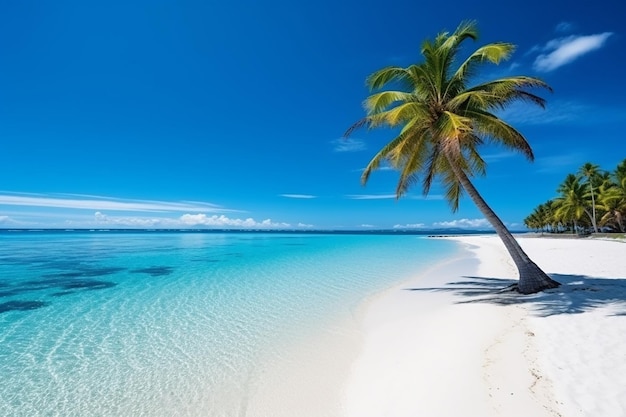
[345,21,560,294]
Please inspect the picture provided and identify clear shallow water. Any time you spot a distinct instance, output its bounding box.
[0,231,457,416]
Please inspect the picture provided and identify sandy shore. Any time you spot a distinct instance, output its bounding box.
[343,235,626,417]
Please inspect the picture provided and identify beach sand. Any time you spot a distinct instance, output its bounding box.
[343,235,626,417]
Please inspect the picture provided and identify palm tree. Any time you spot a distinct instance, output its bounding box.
[345,21,560,294]
[597,160,626,232]
[554,174,590,234]
[615,159,626,189]
[524,202,554,232]
[597,183,625,232]
[578,162,601,233]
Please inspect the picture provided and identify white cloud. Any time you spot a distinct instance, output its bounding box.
[393,223,426,229]
[508,62,520,71]
[280,194,317,199]
[179,213,290,228]
[90,212,299,229]
[333,138,366,152]
[347,194,397,200]
[297,222,314,228]
[433,218,492,229]
[94,212,172,227]
[354,164,395,173]
[533,32,612,72]
[346,193,444,201]
[361,224,376,228]
[0,215,24,226]
[411,194,445,201]
[482,152,517,162]
[555,22,574,33]
[0,193,226,213]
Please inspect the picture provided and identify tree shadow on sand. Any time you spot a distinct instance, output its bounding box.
[406,273,626,317]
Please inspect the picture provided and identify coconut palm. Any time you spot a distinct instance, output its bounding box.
[615,159,626,188]
[578,162,601,233]
[597,183,625,232]
[345,21,560,294]
[554,174,590,234]
[597,160,626,232]
[523,202,553,232]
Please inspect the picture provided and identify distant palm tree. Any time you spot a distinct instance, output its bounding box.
[345,21,560,294]
[578,162,601,233]
[598,183,625,232]
[524,202,554,233]
[554,174,589,233]
[597,160,626,232]
[615,159,626,188]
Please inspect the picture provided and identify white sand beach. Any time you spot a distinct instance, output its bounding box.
[343,235,626,417]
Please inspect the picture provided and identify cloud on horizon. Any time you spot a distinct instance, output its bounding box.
[180,214,290,228]
[433,218,492,229]
[89,212,302,229]
[0,215,17,225]
[393,223,426,229]
[532,32,613,72]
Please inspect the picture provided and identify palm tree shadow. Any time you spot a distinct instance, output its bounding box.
[406,274,626,317]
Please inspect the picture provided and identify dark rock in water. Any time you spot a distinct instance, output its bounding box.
[21,276,117,295]
[60,280,116,290]
[0,289,24,298]
[41,266,126,279]
[131,266,174,277]
[0,300,49,314]
[50,291,74,297]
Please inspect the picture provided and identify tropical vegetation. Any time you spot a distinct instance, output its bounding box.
[345,21,560,294]
[525,159,626,234]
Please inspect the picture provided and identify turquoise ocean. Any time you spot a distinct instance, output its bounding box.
[0,231,459,416]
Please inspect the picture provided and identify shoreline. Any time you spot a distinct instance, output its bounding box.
[341,235,626,417]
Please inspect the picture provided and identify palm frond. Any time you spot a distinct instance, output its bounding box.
[343,117,370,138]
[452,43,515,81]
[421,141,442,196]
[366,66,415,91]
[364,91,414,114]
[433,111,473,142]
[464,109,533,160]
[439,166,464,212]
[360,132,413,185]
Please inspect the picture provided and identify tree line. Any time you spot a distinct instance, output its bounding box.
[524,160,626,234]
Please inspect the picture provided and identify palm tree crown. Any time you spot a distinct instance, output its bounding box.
[347,20,551,210]
[346,21,559,294]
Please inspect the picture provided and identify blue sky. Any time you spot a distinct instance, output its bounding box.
[1,0,624,230]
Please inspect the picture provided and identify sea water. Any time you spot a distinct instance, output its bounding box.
[0,231,457,416]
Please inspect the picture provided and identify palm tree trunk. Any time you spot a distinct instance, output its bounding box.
[447,160,560,294]
[590,187,599,233]
[583,207,595,233]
